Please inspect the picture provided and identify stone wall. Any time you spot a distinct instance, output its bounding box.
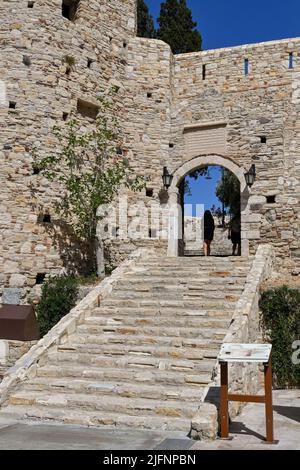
[190,244,275,439]
[105,36,300,273]
[171,40,300,270]
[0,339,37,381]
[1,1,300,299]
[220,244,274,417]
[0,0,137,300]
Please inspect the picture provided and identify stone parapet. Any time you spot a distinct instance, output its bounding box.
[0,340,37,381]
[0,248,155,406]
[191,244,274,439]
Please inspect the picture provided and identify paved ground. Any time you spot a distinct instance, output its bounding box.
[0,418,191,450]
[0,390,298,450]
[193,389,300,450]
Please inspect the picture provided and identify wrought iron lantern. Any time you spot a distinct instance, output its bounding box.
[162,166,173,189]
[245,164,256,188]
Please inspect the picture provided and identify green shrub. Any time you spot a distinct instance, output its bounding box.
[260,286,300,388]
[105,265,117,276]
[36,276,78,337]
[76,272,98,285]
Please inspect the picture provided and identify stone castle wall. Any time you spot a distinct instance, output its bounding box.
[105,36,300,271]
[171,39,300,268]
[101,37,173,269]
[1,1,300,300]
[0,0,137,301]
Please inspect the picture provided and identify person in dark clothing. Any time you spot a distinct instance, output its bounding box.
[228,215,241,256]
[203,210,215,256]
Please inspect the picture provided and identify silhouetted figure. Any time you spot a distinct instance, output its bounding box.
[228,215,241,256]
[203,210,215,256]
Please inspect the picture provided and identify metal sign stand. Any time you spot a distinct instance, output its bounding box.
[218,343,279,444]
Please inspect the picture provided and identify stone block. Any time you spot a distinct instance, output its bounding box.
[0,340,9,364]
[245,230,261,240]
[281,231,294,240]
[3,261,19,274]
[190,403,218,440]
[2,288,21,305]
[9,274,26,288]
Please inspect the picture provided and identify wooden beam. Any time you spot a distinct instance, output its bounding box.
[228,394,265,403]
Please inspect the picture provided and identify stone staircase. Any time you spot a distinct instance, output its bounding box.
[0,256,252,433]
[185,225,233,257]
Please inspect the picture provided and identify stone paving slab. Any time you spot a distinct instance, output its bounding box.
[0,417,187,450]
[0,390,298,450]
[192,390,300,450]
[154,438,194,450]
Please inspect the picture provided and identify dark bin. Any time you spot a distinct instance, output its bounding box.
[0,304,40,341]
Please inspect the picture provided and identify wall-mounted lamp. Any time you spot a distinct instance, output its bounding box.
[245,164,256,188]
[162,166,173,189]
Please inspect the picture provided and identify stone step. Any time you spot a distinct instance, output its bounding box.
[80,314,230,328]
[184,251,204,257]
[1,405,191,431]
[109,289,242,300]
[9,391,198,419]
[134,257,251,265]
[130,267,249,275]
[84,315,232,329]
[100,298,238,309]
[22,377,207,402]
[0,252,253,432]
[115,278,247,288]
[56,340,221,360]
[73,327,228,343]
[128,269,249,278]
[36,363,214,385]
[76,323,229,339]
[131,260,250,268]
[42,351,218,370]
[182,293,241,301]
[130,262,250,269]
[91,307,234,320]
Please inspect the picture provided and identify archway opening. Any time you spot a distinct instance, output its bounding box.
[181,165,241,257]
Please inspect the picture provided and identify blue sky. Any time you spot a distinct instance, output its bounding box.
[146,0,300,50]
[185,167,222,216]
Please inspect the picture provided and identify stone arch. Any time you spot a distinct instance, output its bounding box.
[167,154,250,257]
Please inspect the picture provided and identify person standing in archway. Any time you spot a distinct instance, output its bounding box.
[203,210,215,256]
[228,215,241,256]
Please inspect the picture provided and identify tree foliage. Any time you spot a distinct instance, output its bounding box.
[33,88,145,275]
[260,286,300,388]
[137,0,156,38]
[215,169,240,217]
[157,0,202,54]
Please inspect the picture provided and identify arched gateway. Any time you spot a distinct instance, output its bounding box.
[167,155,250,257]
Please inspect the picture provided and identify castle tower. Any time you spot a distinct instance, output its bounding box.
[0,0,137,301]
